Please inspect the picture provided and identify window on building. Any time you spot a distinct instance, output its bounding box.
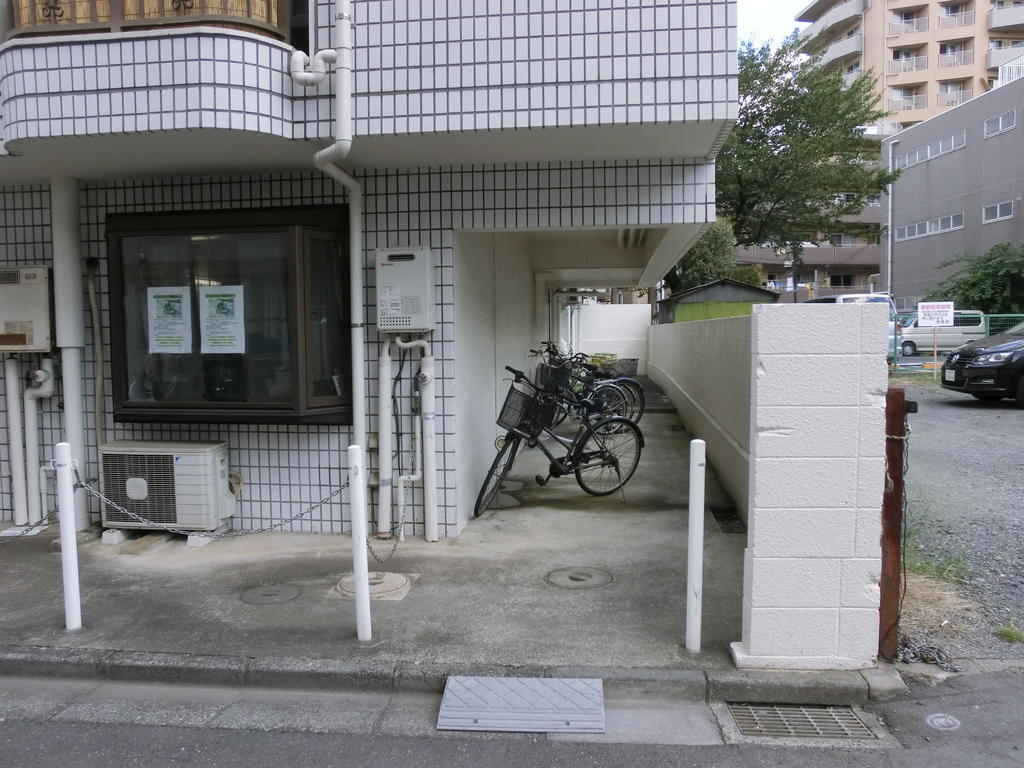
[107,207,352,425]
[895,212,966,241]
[985,110,1016,137]
[829,274,855,287]
[983,200,1014,223]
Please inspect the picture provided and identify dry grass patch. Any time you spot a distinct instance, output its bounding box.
[901,572,979,638]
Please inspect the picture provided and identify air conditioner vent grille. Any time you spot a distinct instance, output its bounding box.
[0,270,21,284]
[101,453,177,525]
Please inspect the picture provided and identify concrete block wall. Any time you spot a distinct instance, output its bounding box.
[647,314,751,518]
[735,303,888,669]
[648,303,888,669]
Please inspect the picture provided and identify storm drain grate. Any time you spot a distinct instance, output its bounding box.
[727,703,875,740]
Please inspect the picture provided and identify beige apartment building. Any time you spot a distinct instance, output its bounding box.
[797,0,1024,130]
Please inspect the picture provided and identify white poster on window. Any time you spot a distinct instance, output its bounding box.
[147,286,192,354]
[199,285,246,354]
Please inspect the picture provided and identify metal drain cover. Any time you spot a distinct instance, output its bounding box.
[333,571,412,601]
[544,566,614,589]
[240,584,301,605]
[727,703,876,740]
[437,676,605,733]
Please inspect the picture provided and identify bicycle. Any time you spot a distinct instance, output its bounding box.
[473,365,644,517]
[532,342,645,424]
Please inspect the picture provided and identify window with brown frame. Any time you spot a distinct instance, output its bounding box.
[107,206,351,425]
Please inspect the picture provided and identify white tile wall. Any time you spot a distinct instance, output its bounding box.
[0,157,711,536]
[1,1,737,144]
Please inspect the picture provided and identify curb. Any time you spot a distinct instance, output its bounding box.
[0,645,883,704]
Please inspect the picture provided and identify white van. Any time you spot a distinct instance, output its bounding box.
[900,310,987,356]
[802,293,901,358]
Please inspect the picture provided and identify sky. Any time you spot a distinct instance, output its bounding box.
[737,0,809,47]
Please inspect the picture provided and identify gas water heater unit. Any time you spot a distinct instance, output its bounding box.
[375,248,435,333]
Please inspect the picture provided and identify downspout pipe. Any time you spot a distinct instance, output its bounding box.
[3,356,28,526]
[50,177,89,531]
[290,0,365,467]
[24,357,55,525]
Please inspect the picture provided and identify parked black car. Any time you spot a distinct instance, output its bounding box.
[940,320,1024,406]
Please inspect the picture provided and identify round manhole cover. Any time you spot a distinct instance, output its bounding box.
[240,584,301,605]
[334,571,412,600]
[544,567,615,589]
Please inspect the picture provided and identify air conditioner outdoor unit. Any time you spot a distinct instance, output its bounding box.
[99,441,235,531]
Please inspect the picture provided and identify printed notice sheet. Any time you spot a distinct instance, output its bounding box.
[147,287,192,354]
[199,286,246,354]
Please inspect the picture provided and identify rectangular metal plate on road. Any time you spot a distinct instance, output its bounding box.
[437,676,605,733]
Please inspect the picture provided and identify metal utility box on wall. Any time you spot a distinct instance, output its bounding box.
[375,248,435,332]
[0,266,52,352]
[99,441,235,531]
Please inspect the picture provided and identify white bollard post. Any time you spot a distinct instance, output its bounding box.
[685,439,706,654]
[54,442,82,631]
[347,445,372,642]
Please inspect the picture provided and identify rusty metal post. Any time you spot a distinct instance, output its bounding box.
[879,387,915,660]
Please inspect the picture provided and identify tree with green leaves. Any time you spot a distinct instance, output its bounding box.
[716,36,896,254]
[922,243,1024,314]
[663,219,761,293]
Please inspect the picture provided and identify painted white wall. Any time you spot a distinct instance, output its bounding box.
[454,233,498,532]
[647,303,888,670]
[648,316,752,519]
[575,304,652,374]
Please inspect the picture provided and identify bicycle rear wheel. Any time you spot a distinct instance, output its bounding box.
[473,434,522,517]
[574,417,643,496]
[592,381,630,419]
[614,378,645,422]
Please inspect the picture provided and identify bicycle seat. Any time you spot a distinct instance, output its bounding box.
[579,397,602,414]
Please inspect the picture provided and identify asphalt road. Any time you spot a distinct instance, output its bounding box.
[897,378,1024,657]
[1,671,1023,768]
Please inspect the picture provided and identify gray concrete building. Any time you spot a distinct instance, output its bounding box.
[883,72,1024,309]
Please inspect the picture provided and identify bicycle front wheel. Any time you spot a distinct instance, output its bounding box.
[473,434,522,517]
[574,417,643,496]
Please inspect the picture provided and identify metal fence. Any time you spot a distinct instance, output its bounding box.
[986,314,1024,335]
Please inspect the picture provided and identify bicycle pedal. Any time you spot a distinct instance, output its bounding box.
[535,474,549,487]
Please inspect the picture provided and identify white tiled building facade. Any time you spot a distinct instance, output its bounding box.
[0,2,737,537]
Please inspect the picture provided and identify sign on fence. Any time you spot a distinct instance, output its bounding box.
[917,301,955,327]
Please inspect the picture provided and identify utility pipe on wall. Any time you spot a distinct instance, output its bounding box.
[290,0,367,505]
[394,336,438,542]
[3,357,28,526]
[376,339,394,537]
[50,177,88,531]
[24,358,55,525]
[85,260,105,451]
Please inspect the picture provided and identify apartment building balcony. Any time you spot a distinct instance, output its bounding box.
[8,0,288,40]
[938,50,975,67]
[843,68,863,86]
[888,17,929,37]
[888,55,928,73]
[820,33,864,67]
[989,5,1024,31]
[988,45,1024,68]
[889,94,928,111]
[938,89,974,106]
[937,10,976,30]
[798,0,866,46]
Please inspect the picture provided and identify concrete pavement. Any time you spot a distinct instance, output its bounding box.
[0,403,899,706]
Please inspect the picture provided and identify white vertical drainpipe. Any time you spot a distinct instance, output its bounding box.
[24,357,55,525]
[290,0,367,507]
[685,439,706,654]
[50,177,88,531]
[377,338,393,536]
[3,356,28,526]
[394,337,438,542]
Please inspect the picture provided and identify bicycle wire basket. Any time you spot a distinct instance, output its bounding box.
[497,381,556,437]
